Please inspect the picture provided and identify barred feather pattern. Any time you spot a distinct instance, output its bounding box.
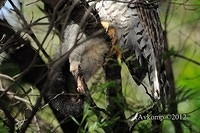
[90,0,169,101]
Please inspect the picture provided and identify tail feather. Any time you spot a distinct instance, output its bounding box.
[132,1,169,101]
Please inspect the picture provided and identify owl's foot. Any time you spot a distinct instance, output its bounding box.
[101,21,118,45]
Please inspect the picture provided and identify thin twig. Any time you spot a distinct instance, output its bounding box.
[8,0,52,62]
[40,0,66,46]
[0,88,31,104]
[174,54,200,66]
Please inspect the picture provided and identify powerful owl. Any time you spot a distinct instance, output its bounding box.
[65,0,169,103]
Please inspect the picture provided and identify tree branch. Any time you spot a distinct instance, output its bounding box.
[174,54,200,66]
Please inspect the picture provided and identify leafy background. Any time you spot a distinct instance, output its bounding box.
[160,0,200,132]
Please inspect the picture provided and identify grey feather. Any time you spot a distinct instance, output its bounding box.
[88,0,169,101]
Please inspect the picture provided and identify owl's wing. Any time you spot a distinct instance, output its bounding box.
[92,0,169,102]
